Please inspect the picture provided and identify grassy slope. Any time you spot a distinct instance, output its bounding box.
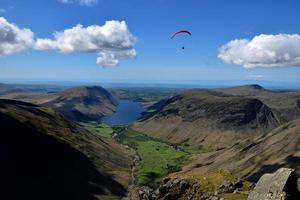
[182,170,251,200]
[173,117,300,184]
[81,122,114,139]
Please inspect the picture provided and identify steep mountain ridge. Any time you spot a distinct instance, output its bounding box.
[216,84,300,122]
[133,89,280,148]
[0,99,132,200]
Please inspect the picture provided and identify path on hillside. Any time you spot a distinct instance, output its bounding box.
[121,144,140,200]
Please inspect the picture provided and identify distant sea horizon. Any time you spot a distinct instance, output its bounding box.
[1,79,300,90]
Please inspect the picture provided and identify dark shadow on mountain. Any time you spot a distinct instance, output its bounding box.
[0,113,126,200]
[247,155,300,182]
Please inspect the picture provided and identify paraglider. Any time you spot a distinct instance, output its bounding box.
[171,30,192,39]
[171,29,192,50]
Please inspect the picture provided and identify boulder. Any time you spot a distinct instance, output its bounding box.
[138,186,153,199]
[248,168,300,200]
[162,177,171,184]
[217,180,243,193]
[179,180,189,192]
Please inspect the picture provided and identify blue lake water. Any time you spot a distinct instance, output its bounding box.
[101,99,145,125]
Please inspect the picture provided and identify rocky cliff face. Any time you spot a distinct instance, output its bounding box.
[217,84,300,123]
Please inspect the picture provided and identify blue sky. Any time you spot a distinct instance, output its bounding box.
[1,0,300,84]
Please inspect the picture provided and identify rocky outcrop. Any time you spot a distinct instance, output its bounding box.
[138,178,191,200]
[137,168,300,200]
[138,175,248,200]
[248,168,300,200]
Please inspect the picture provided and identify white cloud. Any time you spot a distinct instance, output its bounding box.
[96,51,119,66]
[247,74,264,79]
[58,0,97,6]
[218,34,300,68]
[0,17,137,67]
[96,49,136,67]
[0,17,34,56]
[35,20,137,67]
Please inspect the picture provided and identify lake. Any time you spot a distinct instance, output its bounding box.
[101,99,145,125]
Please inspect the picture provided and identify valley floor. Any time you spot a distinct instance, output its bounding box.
[81,122,255,200]
[81,122,198,187]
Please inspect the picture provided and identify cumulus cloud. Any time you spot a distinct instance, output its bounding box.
[247,74,264,79]
[0,17,137,67]
[96,49,136,67]
[218,34,300,68]
[0,17,34,56]
[35,20,137,67]
[58,0,97,6]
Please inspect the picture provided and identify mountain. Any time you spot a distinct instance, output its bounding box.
[175,117,300,182]
[0,85,118,121]
[215,84,269,96]
[0,99,133,200]
[133,89,280,148]
[216,84,300,122]
[40,86,118,121]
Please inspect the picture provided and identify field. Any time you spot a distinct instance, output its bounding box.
[113,126,197,187]
[82,122,197,187]
[80,122,114,138]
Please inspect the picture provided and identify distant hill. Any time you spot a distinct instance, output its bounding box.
[215,84,269,96]
[0,83,25,94]
[133,89,280,148]
[0,83,65,95]
[216,84,300,122]
[0,99,133,200]
[39,86,118,121]
[0,84,118,121]
[175,117,300,182]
